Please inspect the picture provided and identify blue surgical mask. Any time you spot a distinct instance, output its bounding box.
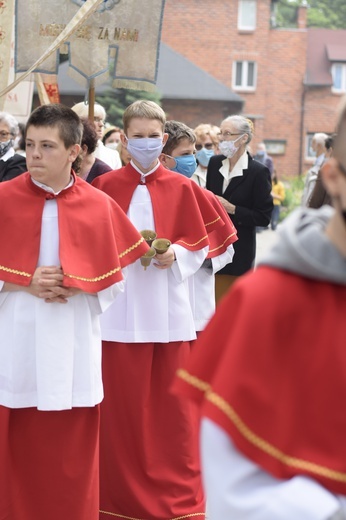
[170,154,197,178]
[126,137,163,169]
[196,147,214,167]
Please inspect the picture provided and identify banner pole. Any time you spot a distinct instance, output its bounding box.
[88,78,95,121]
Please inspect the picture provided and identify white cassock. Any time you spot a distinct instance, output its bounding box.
[0,193,123,411]
[99,163,208,343]
[188,247,235,332]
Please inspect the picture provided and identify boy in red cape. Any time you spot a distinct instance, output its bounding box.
[92,100,232,520]
[176,98,346,520]
[159,119,238,332]
[0,104,148,520]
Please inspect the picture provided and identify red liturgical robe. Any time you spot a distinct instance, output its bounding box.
[176,266,346,496]
[0,172,149,291]
[93,162,226,251]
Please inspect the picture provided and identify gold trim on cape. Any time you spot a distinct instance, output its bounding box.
[0,265,31,278]
[205,216,221,227]
[208,232,237,253]
[177,369,346,484]
[177,235,208,248]
[118,237,145,258]
[64,266,122,282]
[65,237,145,282]
[100,510,205,520]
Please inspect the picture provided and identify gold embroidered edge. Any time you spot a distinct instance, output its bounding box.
[65,266,121,282]
[0,265,31,278]
[207,391,346,483]
[177,235,208,247]
[119,236,145,258]
[208,232,237,253]
[176,368,211,393]
[177,369,346,483]
[205,216,221,227]
[65,237,145,282]
[99,510,205,520]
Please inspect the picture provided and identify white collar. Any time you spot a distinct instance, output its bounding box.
[130,159,160,182]
[219,151,248,183]
[194,164,207,181]
[31,175,74,195]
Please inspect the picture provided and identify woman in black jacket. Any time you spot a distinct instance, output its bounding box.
[206,115,273,302]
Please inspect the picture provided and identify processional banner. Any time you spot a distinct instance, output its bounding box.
[0,0,15,110]
[14,0,165,91]
[0,0,105,99]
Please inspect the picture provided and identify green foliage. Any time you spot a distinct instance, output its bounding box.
[280,175,305,221]
[307,0,346,29]
[275,0,346,30]
[96,88,162,128]
[275,0,300,29]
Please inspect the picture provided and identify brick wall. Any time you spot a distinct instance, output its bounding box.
[162,100,241,129]
[303,88,343,170]
[161,0,310,177]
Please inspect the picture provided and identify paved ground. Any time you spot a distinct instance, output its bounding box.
[255,226,280,265]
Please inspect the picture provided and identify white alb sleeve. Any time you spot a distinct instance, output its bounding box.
[201,418,342,520]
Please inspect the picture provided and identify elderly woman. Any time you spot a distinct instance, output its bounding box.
[71,102,121,170]
[0,112,27,182]
[206,115,273,302]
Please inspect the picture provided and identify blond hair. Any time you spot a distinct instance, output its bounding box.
[194,123,218,145]
[122,100,166,133]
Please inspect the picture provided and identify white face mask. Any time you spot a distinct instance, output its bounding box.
[126,137,163,169]
[0,139,13,158]
[219,134,245,158]
[105,142,119,150]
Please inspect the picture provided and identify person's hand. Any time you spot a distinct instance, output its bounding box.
[153,247,176,270]
[27,266,81,303]
[40,285,82,304]
[216,195,236,215]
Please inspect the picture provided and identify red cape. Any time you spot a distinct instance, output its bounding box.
[92,163,227,251]
[0,172,149,292]
[175,266,346,495]
[200,188,238,258]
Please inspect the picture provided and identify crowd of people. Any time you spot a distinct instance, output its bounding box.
[0,96,344,520]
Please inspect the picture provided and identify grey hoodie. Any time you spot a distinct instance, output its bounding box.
[258,206,346,285]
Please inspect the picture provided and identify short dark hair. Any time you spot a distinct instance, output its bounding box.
[80,118,98,154]
[162,120,196,156]
[26,104,83,148]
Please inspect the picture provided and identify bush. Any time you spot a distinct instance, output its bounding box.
[280,175,305,221]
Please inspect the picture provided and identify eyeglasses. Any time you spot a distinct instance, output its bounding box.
[0,131,13,140]
[195,143,214,151]
[217,132,243,139]
[94,117,105,124]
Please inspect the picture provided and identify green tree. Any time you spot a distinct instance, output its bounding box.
[275,0,346,29]
[275,0,300,28]
[307,0,346,29]
[96,88,162,128]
